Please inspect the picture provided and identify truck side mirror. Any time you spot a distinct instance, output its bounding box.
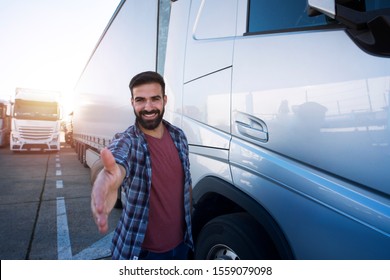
[308,0,390,57]
[307,0,335,18]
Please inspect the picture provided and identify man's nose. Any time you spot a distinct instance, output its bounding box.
[144,99,154,110]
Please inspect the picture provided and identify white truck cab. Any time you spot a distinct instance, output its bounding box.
[11,88,61,152]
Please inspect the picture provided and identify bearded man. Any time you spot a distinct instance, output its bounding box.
[91,71,193,260]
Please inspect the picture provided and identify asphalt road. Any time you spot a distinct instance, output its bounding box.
[0,142,121,260]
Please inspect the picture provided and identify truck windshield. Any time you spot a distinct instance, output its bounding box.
[13,100,59,121]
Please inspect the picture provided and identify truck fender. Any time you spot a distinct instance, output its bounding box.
[192,176,294,259]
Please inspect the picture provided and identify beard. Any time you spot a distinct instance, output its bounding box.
[134,107,165,130]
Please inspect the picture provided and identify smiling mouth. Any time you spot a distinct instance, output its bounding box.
[136,108,164,130]
[141,110,159,120]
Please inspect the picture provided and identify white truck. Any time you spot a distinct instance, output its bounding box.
[11,88,61,152]
[73,0,390,259]
[0,99,11,147]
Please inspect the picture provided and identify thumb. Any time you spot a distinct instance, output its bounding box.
[100,147,117,173]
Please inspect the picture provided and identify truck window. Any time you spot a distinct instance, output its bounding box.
[247,0,333,34]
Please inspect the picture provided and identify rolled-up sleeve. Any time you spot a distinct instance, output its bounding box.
[109,131,132,179]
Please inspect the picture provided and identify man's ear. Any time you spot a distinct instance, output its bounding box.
[163,95,167,106]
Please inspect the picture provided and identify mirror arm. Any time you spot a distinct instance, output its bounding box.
[335,5,390,57]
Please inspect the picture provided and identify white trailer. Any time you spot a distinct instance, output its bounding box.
[11,88,61,152]
[73,0,163,167]
[74,0,390,259]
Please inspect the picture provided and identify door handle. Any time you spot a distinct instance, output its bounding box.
[235,113,268,142]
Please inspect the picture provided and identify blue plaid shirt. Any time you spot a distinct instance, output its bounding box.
[108,120,193,260]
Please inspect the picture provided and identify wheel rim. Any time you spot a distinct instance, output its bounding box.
[207,244,240,260]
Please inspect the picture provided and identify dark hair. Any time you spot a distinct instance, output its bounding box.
[129,71,165,97]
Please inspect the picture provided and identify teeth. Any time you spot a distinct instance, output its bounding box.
[143,113,156,119]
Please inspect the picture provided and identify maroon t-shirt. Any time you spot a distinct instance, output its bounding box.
[142,128,185,252]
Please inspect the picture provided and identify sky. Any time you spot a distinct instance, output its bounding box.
[0,0,121,112]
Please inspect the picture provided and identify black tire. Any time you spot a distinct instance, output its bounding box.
[82,145,88,168]
[194,212,279,260]
[114,198,122,209]
[80,144,84,163]
[76,142,82,161]
[114,188,123,209]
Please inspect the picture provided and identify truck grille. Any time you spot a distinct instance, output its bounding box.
[18,126,54,140]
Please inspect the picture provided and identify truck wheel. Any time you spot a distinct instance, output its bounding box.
[194,212,278,260]
[82,145,88,168]
[114,188,123,209]
[76,142,81,161]
[79,143,83,162]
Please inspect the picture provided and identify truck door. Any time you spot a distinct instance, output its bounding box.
[179,0,238,184]
[230,0,390,259]
[231,0,390,197]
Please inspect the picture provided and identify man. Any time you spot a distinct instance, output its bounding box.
[91,71,193,260]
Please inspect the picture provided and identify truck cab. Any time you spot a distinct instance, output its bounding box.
[164,0,390,259]
[11,88,61,152]
[0,99,11,147]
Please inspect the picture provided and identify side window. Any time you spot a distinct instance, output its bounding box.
[193,0,237,39]
[248,0,331,33]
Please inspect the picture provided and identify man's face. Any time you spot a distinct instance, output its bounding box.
[131,82,167,131]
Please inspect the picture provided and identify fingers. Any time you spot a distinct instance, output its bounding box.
[91,148,117,234]
[91,193,109,233]
[95,214,109,233]
[91,148,121,234]
[91,165,108,233]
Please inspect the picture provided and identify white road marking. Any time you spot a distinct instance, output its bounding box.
[56,197,72,260]
[54,150,110,260]
[72,232,113,260]
[56,180,63,189]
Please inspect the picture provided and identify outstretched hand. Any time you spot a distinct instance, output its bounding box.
[91,148,125,233]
